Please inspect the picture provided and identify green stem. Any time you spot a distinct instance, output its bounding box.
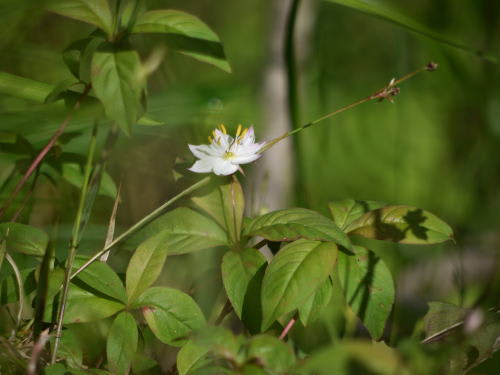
[51,125,98,364]
[69,176,211,281]
[259,62,435,154]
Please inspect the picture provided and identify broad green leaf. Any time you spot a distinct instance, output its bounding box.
[107,311,138,375]
[244,208,352,250]
[191,326,245,364]
[0,223,48,256]
[220,178,245,245]
[298,277,333,326]
[130,207,228,255]
[423,302,467,338]
[246,335,296,373]
[221,249,267,319]
[345,205,454,244]
[131,353,158,374]
[191,179,228,229]
[132,10,231,72]
[135,287,206,346]
[47,0,114,37]
[328,199,386,230]
[44,283,124,323]
[324,0,498,63]
[72,256,127,303]
[126,233,169,304]
[292,339,409,375]
[177,339,210,375]
[0,71,53,103]
[91,43,144,135]
[337,247,394,340]
[43,363,67,375]
[261,240,338,330]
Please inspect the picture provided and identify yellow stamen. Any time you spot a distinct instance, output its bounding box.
[240,127,249,139]
[219,124,227,134]
[212,130,217,138]
[208,135,213,143]
[217,137,221,145]
[235,124,242,138]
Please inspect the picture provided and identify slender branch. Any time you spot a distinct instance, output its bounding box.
[26,329,50,375]
[51,124,98,363]
[259,62,437,153]
[0,84,91,220]
[279,316,297,340]
[6,253,24,332]
[69,176,211,281]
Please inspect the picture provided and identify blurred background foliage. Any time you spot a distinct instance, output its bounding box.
[0,0,499,372]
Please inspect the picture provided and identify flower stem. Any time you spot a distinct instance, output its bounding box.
[259,62,436,153]
[279,316,297,340]
[51,124,98,363]
[69,176,212,281]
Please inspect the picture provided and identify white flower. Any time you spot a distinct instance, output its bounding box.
[188,124,265,176]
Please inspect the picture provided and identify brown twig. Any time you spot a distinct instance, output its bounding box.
[279,316,297,340]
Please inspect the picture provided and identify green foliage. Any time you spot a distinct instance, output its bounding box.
[107,311,138,375]
[0,223,48,256]
[337,247,394,339]
[134,287,206,346]
[261,240,338,330]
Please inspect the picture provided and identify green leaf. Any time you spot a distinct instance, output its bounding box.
[261,240,338,330]
[131,9,231,72]
[345,205,454,245]
[135,287,206,347]
[51,328,83,368]
[177,339,210,375]
[47,0,114,37]
[0,223,48,256]
[72,256,127,303]
[43,363,67,375]
[44,283,124,323]
[62,162,117,198]
[244,208,352,250]
[337,247,394,340]
[0,71,53,103]
[126,233,169,304]
[324,0,498,63]
[107,311,138,375]
[298,277,333,326]
[328,199,386,230]
[130,207,228,255]
[44,78,81,104]
[246,335,296,373]
[91,43,144,135]
[221,249,267,319]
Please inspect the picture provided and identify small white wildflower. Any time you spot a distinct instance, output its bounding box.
[188,124,265,176]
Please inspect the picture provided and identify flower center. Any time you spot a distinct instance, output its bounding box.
[223,151,235,160]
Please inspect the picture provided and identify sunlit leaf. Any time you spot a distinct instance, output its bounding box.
[126,233,169,304]
[246,335,296,373]
[0,71,53,103]
[261,240,338,330]
[328,199,385,230]
[345,205,454,244]
[176,339,210,375]
[220,178,245,245]
[107,311,138,375]
[244,208,352,250]
[132,9,231,72]
[135,287,206,347]
[337,247,394,339]
[47,0,114,37]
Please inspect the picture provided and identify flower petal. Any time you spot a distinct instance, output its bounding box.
[189,144,220,159]
[213,159,238,176]
[189,158,216,173]
[231,153,261,164]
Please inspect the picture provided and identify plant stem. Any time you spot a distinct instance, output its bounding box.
[51,124,98,364]
[0,84,91,220]
[69,176,212,281]
[259,62,436,153]
[279,316,297,340]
